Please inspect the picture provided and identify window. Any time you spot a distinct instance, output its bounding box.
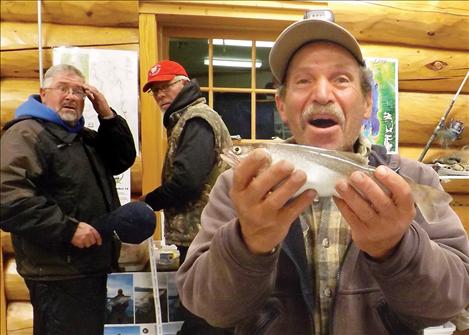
[169,37,291,140]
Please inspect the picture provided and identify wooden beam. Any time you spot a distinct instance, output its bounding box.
[399,92,468,146]
[0,0,138,27]
[361,43,469,94]
[139,13,164,240]
[399,145,469,165]
[0,22,138,51]
[4,258,29,301]
[6,302,33,335]
[1,44,139,78]
[330,1,469,51]
[139,13,160,194]
[141,1,469,51]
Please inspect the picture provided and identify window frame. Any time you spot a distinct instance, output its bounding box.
[163,26,279,141]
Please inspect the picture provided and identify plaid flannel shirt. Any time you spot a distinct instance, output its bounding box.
[301,137,371,334]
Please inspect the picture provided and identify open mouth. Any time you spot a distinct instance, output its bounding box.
[309,117,338,128]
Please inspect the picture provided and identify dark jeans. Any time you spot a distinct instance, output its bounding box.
[177,245,234,335]
[25,275,107,335]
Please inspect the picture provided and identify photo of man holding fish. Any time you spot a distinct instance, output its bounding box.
[176,17,469,335]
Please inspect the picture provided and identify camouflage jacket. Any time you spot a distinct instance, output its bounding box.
[163,96,232,246]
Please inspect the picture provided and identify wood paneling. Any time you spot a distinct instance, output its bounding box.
[399,145,469,165]
[1,22,139,51]
[331,1,469,51]
[142,1,469,51]
[1,44,138,78]
[6,302,32,335]
[1,232,14,255]
[4,259,28,301]
[362,43,469,94]
[0,1,138,27]
[398,92,469,146]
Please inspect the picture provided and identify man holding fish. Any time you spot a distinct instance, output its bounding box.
[177,18,469,334]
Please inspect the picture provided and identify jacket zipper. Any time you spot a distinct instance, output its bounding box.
[328,241,352,334]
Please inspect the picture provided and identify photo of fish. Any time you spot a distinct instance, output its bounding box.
[134,273,156,324]
[106,273,135,324]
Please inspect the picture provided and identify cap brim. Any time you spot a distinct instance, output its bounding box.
[269,19,364,83]
[142,74,176,92]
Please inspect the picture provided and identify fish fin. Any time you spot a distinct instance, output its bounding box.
[220,153,239,168]
[406,177,453,224]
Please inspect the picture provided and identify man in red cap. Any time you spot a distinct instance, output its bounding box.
[141,60,233,334]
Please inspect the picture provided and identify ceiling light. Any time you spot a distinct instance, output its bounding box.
[204,58,262,68]
[212,39,274,48]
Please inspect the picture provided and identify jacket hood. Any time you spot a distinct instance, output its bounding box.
[14,95,84,133]
[163,79,204,128]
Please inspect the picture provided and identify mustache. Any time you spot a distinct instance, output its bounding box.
[302,103,345,127]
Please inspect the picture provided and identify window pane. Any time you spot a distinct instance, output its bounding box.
[213,39,252,88]
[213,92,251,139]
[255,93,291,140]
[255,92,276,139]
[169,38,208,87]
[256,41,276,89]
[273,109,291,140]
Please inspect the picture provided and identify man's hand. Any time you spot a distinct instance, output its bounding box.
[82,84,114,119]
[71,222,103,248]
[334,165,416,261]
[230,148,316,255]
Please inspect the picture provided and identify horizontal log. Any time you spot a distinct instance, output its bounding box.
[4,258,29,301]
[398,92,469,146]
[361,43,469,94]
[331,1,469,51]
[1,44,138,78]
[1,22,139,51]
[440,178,469,195]
[452,194,469,207]
[6,302,33,335]
[144,1,469,51]
[1,0,138,27]
[0,79,39,126]
[2,42,467,94]
[398,145,468,164]
[453,205,469,233]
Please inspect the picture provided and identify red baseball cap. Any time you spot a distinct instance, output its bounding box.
[143,60,189,92]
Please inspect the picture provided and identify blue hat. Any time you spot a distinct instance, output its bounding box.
[91,201,156,244]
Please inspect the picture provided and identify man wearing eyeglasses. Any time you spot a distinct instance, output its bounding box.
[0,64,156,335]
[141,60,233,335]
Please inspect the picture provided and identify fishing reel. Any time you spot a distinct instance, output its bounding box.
[436,119,465,148]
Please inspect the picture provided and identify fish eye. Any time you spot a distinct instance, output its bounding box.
[233,146,242,155]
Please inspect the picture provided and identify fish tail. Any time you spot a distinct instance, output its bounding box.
[407,179,453,224]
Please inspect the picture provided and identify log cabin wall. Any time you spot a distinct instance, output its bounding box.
[1,1,468,334]
[0,1,139,334]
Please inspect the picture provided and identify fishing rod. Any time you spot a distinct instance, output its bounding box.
[418,70,469,162]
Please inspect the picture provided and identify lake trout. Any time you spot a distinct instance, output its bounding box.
[221,142,453,224]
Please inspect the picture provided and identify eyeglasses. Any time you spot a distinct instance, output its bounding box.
[44,85,86,99]
[148,80,183,96]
